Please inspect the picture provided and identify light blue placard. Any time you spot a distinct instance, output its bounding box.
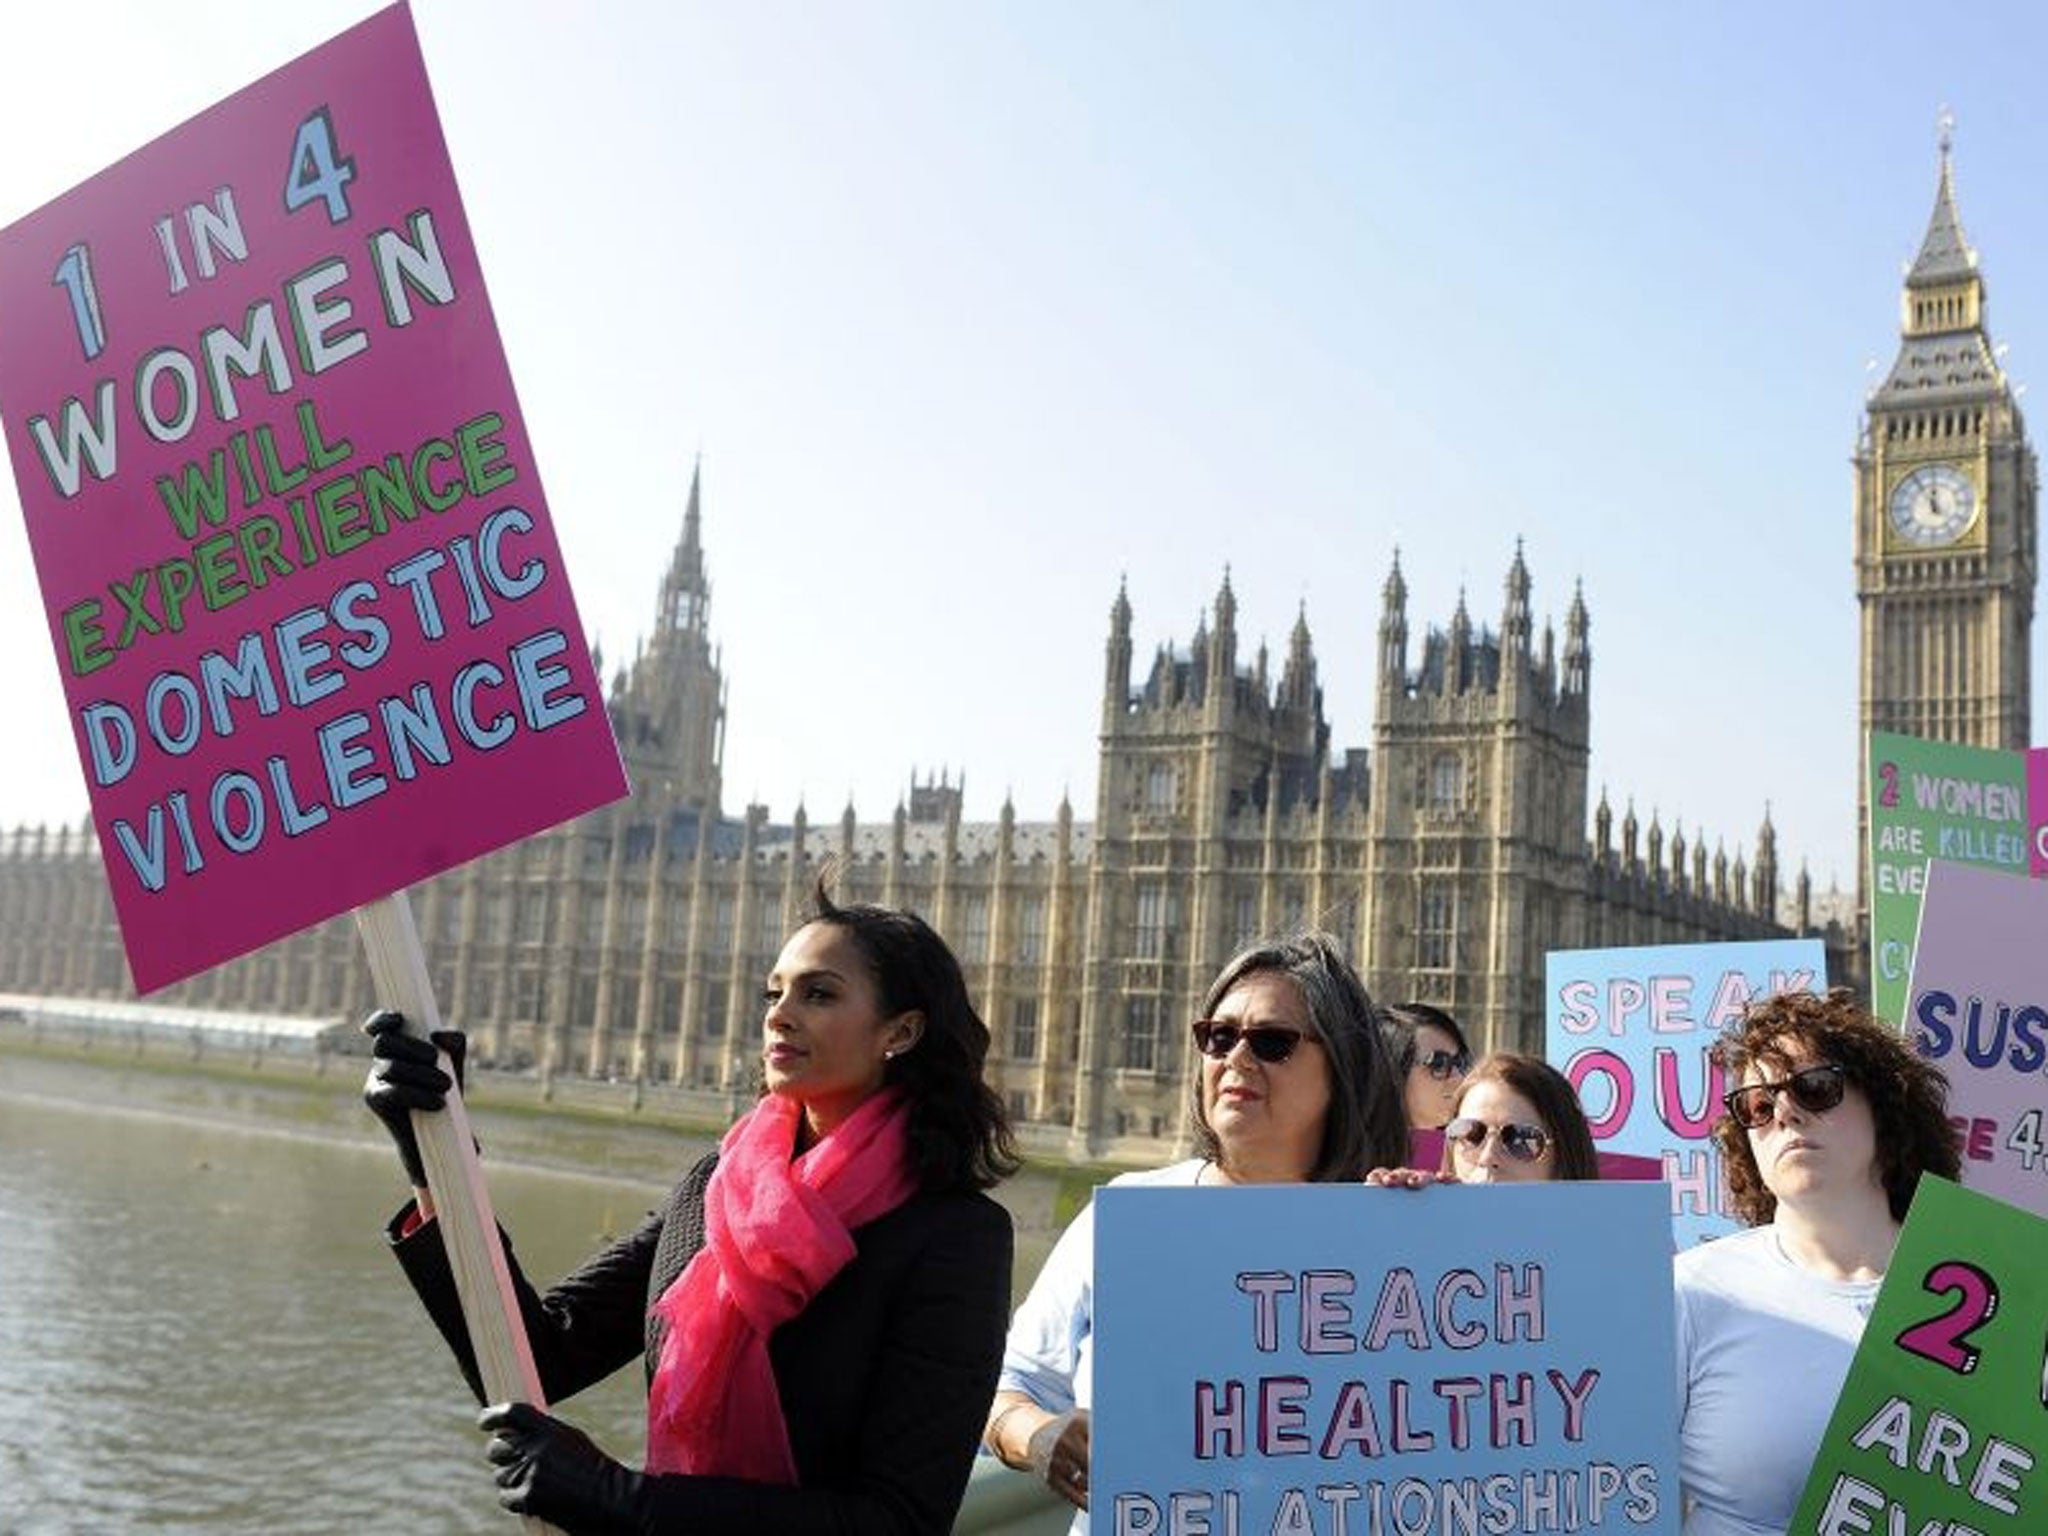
[1093,1182,1679,1536]
[1545,938,1825,1249]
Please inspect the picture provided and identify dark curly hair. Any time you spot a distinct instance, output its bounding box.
[1712,988,1959,1226]
[803,879,1020,1193]
[1442,1051,1600,1182]
[1186,931,1409,1181]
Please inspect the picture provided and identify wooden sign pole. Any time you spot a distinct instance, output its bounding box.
[356,890,564,1536]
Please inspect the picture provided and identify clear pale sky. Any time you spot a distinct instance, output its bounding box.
[5,0,2048,900]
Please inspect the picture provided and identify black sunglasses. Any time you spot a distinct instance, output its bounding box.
[1191,1020,1311,1064]
[1419,1048,1471,1081]
[1444,1117,1550,1162]
[1722,1062,1848,1130]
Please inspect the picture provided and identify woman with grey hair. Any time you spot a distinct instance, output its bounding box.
[981,931,1407,1528]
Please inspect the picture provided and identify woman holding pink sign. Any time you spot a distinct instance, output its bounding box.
[363,882,1018,1534]
[1674,989,1960,1536]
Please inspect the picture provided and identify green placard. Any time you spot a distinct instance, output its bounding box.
[1867,731,2028,1025]
[1788,1177,2047,1533]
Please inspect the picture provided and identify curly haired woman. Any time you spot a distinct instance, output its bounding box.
[1674,989,1960,1536]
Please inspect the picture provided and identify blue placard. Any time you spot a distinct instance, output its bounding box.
[1093,1182,1680,1534]
[1545,938,1825,1249]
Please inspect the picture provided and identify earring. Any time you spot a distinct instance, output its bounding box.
[883,1049,896,1060]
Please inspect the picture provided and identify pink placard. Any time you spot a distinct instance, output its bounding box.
[2029,747,2048,878]
[1593,1150,1664,1182]
[0,4,626,991]
[1905,860,2048,1219]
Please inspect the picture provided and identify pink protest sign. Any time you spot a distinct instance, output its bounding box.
[2029,747,2048,878]
[0,4,626,991]
[1905,860,2048,1219]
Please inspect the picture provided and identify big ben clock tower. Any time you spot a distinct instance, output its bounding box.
[1855,121,2038,942]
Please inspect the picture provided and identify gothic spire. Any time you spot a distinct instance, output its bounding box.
[1378,549,1410,687]
[658,458,711,641]
[1562,578,1590,695]
[1103,575,1134,731]
[1502,539,1532,655]
[1907,111,1975,289]
[1381,547,1407,610]
[1877,117,2006,405]
[1279,602,1316,710]
[1207,566,1236,690]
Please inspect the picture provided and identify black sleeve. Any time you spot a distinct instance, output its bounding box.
[387,1199,668,1407]
[626,1194,1014,1536]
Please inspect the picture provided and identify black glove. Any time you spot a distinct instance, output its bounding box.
[362,1009,467,1187]
[481,1401,645,1534]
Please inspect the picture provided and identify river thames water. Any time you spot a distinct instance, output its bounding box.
[0,1086,1068,1534]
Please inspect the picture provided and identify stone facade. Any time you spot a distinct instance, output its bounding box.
[62,144,2048,1156]
[1,457,1796,1156]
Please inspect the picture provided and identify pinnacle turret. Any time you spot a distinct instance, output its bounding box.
[1279,603,1317,711]
[657,458,711,641]
[1908,114,1975,289]
[1382,548,1407,609]
[1562,578,1590,695]
[1378,550,1410,685]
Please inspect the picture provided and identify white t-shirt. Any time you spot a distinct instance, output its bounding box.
[1674,1225,1882,1536]
[996,1157,1205,1535]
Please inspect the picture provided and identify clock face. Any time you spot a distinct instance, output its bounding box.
[1888,464,1978,548]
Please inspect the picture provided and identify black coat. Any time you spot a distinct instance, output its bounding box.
[390,1151,1014,1534]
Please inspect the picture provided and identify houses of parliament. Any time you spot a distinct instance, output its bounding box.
[0,144,2031,1160]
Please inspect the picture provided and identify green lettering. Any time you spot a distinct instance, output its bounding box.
[456,412,515,495]
[111,570,162,648]
[315,473,370,556]
[411,437,462,512]
[193,532,247,610]
[297,397,352,470]
[237,515,295,588]
[155,448,231,540]
[284,495,319,563]
[62,599,113,677]
[158,560,199,633]
[361,454,418,532]
[255,421,309,494]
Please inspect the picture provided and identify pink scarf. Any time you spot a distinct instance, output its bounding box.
[643,1087,917,1481]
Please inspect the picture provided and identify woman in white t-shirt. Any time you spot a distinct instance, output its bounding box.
[979,931,1410,1531]
[1675,989,1960,1536]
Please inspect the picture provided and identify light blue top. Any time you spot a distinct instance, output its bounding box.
[996,1158,1204,1535]
[1674,1224,1881,1536]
